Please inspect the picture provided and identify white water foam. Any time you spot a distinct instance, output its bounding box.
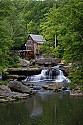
[24,68,70,87]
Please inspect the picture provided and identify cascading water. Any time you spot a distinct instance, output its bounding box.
[23,66,70,87]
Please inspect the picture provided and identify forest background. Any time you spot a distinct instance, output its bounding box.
[0,0,83,88]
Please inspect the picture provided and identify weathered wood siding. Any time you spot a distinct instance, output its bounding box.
[26,36,34,51]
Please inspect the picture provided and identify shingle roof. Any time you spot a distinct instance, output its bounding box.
[29,34,46,43]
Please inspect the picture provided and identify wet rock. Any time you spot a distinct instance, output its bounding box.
[32,86,42,90]
[0,84,30,103]
[45,68,60,79]
[0,91,29,102]
[6,75,26,81]
[42,83,66,92]
[8,81,32,94]
[62,66,70,76]
[70,90,83,96]
[2,68,42,80]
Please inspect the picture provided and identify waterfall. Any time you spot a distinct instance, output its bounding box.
[55,70,70,83]
[23,67,70,86]
[0,75,2,81]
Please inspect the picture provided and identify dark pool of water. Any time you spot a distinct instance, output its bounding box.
[0,91,83,125]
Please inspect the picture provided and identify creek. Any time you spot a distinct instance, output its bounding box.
[0,92,83,125]
[0,66,83,125]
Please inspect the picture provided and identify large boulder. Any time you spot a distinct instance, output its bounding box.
[34,57,61,66]
[8,81,32,94]
[0,84,29,102]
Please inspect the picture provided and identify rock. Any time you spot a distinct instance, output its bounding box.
[6,74,26,81]
[0,84,30,102]
[5,75,26,81]
[0,81,36,103]
[0,91,29,102]
[0,85,11,92]
[70,90,83,96]
[63,66,70,75]
[2,67,42,80]
[42,83,66,92]
[8,81,32,94]
[32,86,42,90]
[35,57,61,66]
[19,58,30,67]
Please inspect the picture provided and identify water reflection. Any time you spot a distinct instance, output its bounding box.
[25,94,43,118]
[0,92,83,125]
[30,106,42,117]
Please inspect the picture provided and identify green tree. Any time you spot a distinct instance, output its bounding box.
[23,0,56,34]
[40,0,83,86]
[0,0,19,71]
[0,0,57,71]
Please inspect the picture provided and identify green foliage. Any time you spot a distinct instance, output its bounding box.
[40,0,83,88]
[0,0,83,87]
[0,81,9,85]
[13,96,20,100]
[69,62,83,85]
[40,41,55,57]
[0,0,57,72]
[24,0,56,34]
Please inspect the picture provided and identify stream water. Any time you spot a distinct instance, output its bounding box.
[0,67,83,125]
[0,92,83,125]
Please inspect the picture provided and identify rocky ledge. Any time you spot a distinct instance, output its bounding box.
[0,81,34,103]
[0,81,68,102]
[2,67,42,80]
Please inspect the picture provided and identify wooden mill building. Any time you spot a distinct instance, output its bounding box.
[25,34,46,58]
